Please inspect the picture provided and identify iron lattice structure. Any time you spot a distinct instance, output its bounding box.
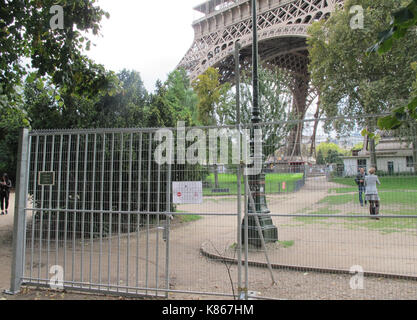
[178,0,344,157]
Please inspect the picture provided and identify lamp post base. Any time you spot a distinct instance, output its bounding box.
[242,216,278,248]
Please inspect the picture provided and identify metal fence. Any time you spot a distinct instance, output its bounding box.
[8,119,417,300]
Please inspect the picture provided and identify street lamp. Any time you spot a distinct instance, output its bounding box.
[243,0,278,247]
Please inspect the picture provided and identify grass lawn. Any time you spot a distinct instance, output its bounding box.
[203,173,304,196]
[319,191,417,207]
[331,176,417,191]
[293,175,417,233]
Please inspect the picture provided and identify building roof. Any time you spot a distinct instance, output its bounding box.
[343,136,413,159]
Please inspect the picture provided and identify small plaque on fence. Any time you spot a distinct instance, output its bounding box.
[173,181,203,204]
[38,172,55,186]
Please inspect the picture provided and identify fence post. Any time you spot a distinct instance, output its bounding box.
[7,128,30,294]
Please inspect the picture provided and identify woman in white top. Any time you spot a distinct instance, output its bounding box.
[364,167,381,219]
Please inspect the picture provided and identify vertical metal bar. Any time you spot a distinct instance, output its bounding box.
[146,133,152,295]
[155,160,161,295]
[64,135,71,281]
[235,40,242,299]
[38,135,47,283]
[21,135,32,282]
[108,133,115,290]
[244,174,249,300]
[72,134,80,286]
[30,136,39,281]
[99,134,106,284]
[56,135,63,268]
[90,134,97,288]
[136,133,142,293]
[117,133,123,292]
[8,129,30,294]
[81,134,89,283]
[46,135,55,279]
[127,133,133,293]
[165,152,172,299]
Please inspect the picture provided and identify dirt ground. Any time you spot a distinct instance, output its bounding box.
[1,177,417,300]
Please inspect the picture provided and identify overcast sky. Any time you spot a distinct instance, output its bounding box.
[87,0,204,93]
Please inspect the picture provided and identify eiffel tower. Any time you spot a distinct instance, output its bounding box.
[178,0,344,157]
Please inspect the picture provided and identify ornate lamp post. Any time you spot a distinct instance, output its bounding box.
[243,0,278,247]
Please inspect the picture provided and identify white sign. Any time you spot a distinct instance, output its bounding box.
[173,181,203,204]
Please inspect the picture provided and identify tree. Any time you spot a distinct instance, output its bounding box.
[192,67,230,188]
[316,149,325,165]
[24,70,119,130]
[221,66,293,161]
[0,103,30,181]
[308,0,417,170]
[1,0,112,101]
[326,149,343,165]
[92,69,148,129]
[316,142,347,163]
[192,67,228,126]
[367,0,417,173]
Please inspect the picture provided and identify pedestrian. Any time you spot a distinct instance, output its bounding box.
[355,167,367,207]
[364,168,381,219]
[0,173,12,215]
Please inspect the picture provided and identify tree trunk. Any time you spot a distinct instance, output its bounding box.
[214,165,219,188]
[309,95,321,158]
[369,137,377,170]
[366,116,378,170]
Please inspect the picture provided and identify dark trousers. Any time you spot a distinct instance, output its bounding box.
[369,200,380,216]
[0,193,9,211]
[358,186,366,205]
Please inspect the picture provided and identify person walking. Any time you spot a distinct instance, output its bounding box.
[355,167,367,207]
[365,168,381,220]
[0,173,12,215]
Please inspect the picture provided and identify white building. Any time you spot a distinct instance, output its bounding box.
[341,137,415,176]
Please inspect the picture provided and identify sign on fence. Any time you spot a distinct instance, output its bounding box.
[173,182,203,204]
[38,171,55,186]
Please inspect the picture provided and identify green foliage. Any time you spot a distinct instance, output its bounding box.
[192,67,229,126]
[223,66,293,157]
[316,149,325,165]
[352,142,364,151]
[316,142,347,164]
[367,0,417,55]
[366,0,417,130]
[0,104,30,181]
[0,0,113,100]
[308,0,417,135]
[148,69,197,128]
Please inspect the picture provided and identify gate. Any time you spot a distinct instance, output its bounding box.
[9,128,172,297]
[9,120,417,300]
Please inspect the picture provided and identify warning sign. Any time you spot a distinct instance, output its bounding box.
[173,182,203,204]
